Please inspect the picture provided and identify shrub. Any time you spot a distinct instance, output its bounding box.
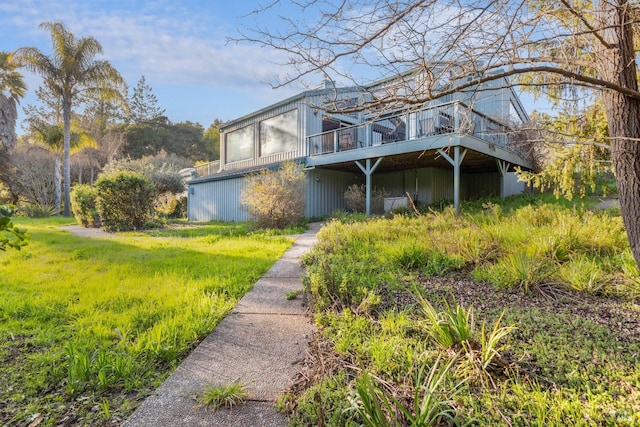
[241,161,306,229]
[171,195,188,218]
[70,184,101,228]
[148,166,185,195]
[0,204,28,251]
[344,184,387,214]
[18,204,56,218]
[103,154,186,211]
[157,194,188,219]
[10,146,57,211]
[95,171,156,231]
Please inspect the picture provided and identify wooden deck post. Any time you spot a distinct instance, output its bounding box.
[496,159,510,200]
[437,146,467,214]
[356,157,384,215]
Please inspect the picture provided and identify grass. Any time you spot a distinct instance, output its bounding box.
[0,218,292,426]
[195,382,249,411]
[287,194,640,426]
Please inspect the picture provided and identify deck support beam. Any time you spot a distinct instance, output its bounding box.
[496,159,510,200]
[355,157,384,215]
[437,146,467,214]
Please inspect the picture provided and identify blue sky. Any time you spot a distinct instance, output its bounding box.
[0,0,304,131]
[1,0,548,133]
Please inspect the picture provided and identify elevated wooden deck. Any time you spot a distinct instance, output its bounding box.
[305,101,532,174]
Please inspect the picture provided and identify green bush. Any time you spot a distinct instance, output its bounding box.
[70,184,101,228]
[102,155,188,195]
[95,171,156,231]
[0,204,28,250]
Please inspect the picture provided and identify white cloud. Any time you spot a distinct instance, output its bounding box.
[1,0,293,91]
[0,0,314,127]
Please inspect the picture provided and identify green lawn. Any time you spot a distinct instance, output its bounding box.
[287,195,640,426]
[0,218,292,426]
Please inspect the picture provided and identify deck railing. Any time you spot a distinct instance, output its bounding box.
[193,102,524,179]
[194,161,220,177]
[307,101,517,156]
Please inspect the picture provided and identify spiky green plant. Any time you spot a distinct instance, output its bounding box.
[195,382,248,411]
[417,295,473,349]
[352,356,469,426]
[480,311,516,371]
[558,254,604,294]
[352,372,396,427]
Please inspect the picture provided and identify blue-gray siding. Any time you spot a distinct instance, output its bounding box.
[188,176,249,222]
[187,166,526,222]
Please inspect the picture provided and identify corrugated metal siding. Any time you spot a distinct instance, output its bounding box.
[430,168,454,202]
[504,172,526,197]
[305,169,359,217]
[188,176,249,222]
[366,167,453,205]
[372,171,405,197]
[187,166,523,222]
[463,172,500,199]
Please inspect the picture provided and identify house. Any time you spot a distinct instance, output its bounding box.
[186,69,533,221]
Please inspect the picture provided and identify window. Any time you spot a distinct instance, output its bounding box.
[226,125,254,163]
[260,109,298,156]
[509,101,524,125]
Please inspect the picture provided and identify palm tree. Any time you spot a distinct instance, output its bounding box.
[27,119,96,215]
[0,51,26,153]
[13,22,126,216]
[0,51,26,203]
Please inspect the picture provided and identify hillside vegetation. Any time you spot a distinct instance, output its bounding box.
[285,195,640,426]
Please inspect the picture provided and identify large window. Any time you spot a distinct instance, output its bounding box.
[509,101,524,125]
[260,109,299,156]
[226,125,254,163]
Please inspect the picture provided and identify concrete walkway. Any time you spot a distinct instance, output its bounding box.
[59,224,116,238]
[119,222,321,427]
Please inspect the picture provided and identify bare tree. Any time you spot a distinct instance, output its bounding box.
[238,0,640,268]
[11,145,58,211]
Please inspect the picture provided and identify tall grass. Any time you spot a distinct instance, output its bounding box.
[0,219,291,425]
[291,195,640,426]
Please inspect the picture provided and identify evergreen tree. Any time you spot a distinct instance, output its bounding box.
[128,75,165,124]
[203,119,221,161]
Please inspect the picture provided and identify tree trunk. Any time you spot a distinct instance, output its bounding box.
[54,155,61,216]
[63,95,72,217]
[0,94,18,153]
[599,0,640,268]
[605,94,640,268]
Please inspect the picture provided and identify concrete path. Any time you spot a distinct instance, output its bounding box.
[58,225,116,238]
[119,222,321,427]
